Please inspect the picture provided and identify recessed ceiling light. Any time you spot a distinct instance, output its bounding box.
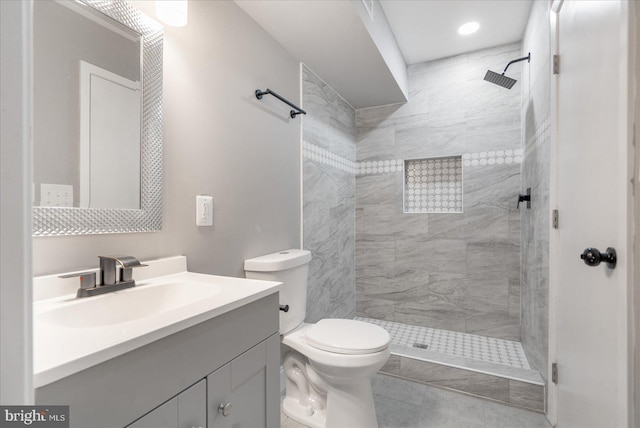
[458,22,480,35]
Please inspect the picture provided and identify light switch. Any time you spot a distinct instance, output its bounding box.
[196,195,213,226]
[41,183,73,207]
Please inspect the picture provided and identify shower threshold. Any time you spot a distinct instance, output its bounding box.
[356,317,544,386]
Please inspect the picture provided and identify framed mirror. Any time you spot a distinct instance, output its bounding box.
[32,0,163,236]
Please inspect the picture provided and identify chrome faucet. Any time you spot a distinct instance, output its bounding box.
[99,255,147,286]
[60,255,147,298]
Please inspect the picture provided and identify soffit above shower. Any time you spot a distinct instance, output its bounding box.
[235,0,532,108]
[235,0,407,109]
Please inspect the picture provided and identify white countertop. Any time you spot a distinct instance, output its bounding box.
[33,257,280,388]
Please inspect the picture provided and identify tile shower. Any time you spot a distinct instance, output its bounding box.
[302,38,548,412]
[356,43,523,341]
[301,65,357,323]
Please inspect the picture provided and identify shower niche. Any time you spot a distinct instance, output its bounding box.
[403,155,463,214]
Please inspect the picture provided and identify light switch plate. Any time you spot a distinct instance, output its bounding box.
[41,183,73,207]
[196,195,213,226]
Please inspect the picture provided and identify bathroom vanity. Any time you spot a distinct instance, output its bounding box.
[33,257,281,428]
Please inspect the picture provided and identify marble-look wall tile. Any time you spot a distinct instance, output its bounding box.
[302,65,356,322]
[379,355,401,376]
[302,66,356,160]
[400,358,510,403]
[463,162,521,209]
[396,120,467,159]
[379,356,545,412]
[355,43,522,342]
[355,173,398,206]
[509,380,545,411]
[357,126,396,161]
[428,206,509,240]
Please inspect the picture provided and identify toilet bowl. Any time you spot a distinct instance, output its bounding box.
[281,321,390,428]
[244,250,390,428]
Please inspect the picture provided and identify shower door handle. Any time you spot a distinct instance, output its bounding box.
[580,247,616,269]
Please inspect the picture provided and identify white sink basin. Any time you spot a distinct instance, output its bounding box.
[37,281,222,328]
[33,262,280,388]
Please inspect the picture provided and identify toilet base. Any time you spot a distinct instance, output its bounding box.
[282,396,326,428]
[283,377,379,428]
[282,352,380,428]
[280,323,389,428]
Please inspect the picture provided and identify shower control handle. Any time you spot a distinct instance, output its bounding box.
[580,247,616,269]
[517,188,531,209]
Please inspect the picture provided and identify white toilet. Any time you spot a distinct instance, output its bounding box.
[244,249,390,428]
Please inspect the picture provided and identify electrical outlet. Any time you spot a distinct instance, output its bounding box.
[196,195,213,226]
[41,184,73,207]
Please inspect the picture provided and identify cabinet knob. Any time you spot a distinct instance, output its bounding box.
[218,402,232,417]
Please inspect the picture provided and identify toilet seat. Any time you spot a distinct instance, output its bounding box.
[305,319,390,355]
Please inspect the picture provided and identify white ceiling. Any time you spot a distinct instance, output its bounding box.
[236,0,533,108]
[380,0,533,65]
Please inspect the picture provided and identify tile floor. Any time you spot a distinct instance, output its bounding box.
[281,373,551,428]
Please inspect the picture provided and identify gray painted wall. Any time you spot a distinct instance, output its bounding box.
[302,65,356,322]
[355,43,523,341]
[33,0,300,278]
[520,0,551,382]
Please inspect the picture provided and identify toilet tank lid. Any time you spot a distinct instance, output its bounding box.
[244,249,312,272]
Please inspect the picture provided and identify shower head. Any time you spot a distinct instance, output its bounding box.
[483,70,517,89]
[483,52,531,90]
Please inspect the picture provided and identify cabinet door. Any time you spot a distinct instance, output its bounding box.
[128,379,206,428]
[208,334,280,428]
[128,396,178,428]
[178,379,206,428]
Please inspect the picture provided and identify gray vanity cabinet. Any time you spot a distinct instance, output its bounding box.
[128,379,206,428]
[127,333,280,428]
[35,294,280,428]
[208,334,280,428]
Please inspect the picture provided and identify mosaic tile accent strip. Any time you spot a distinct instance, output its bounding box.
[302,140,355,174]
[462,149,523,167]
[357,317,531,370]
[403,156,463,214]
[357,159,404,175]
[357,149,523,176]
[525,116,551,158]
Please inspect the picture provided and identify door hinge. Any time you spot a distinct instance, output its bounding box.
[552,362,559,384]
[552,209,559,229]
[553,54,560,74]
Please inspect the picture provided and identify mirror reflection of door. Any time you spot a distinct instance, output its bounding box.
[32,0,142,210]
[79,61,140,209]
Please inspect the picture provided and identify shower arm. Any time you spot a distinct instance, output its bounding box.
[502,52,531,75]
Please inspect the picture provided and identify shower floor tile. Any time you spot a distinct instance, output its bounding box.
[356,317,531,370]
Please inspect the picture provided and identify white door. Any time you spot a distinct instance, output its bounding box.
[79,61,141,209]
[553,0,631,426]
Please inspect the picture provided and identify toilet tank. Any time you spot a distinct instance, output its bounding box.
[244,249,312,334]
